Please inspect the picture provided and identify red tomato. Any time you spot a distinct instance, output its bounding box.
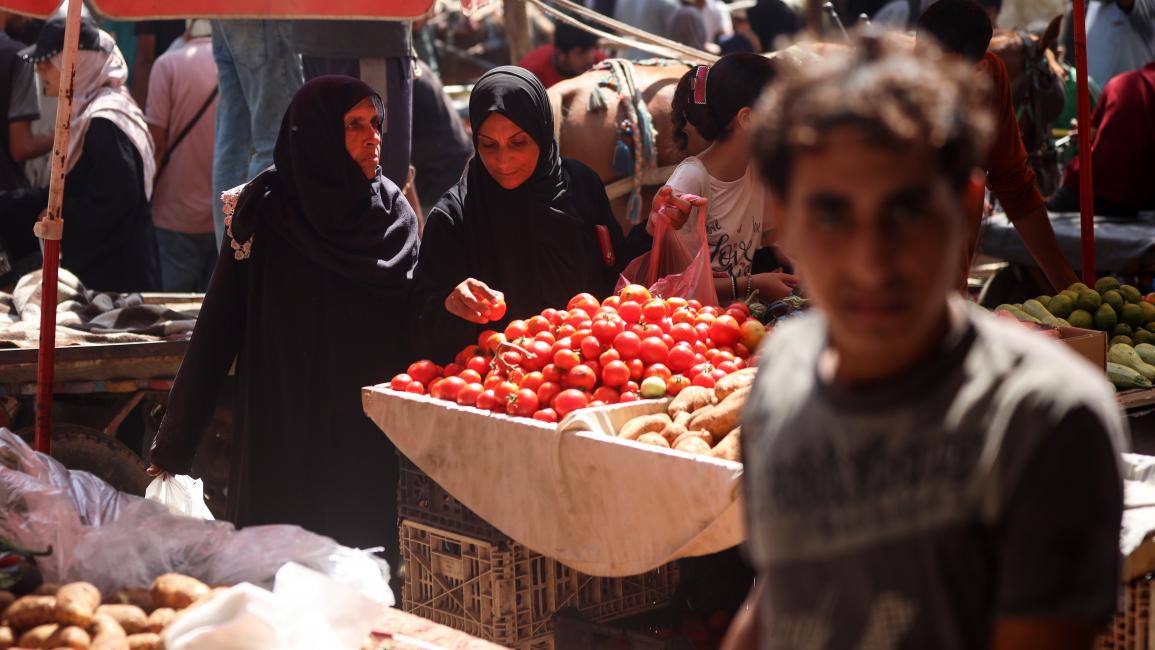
[619,284,653,303]
[405,381,426,395]
[484,298,507,322]
[694,323,712,343]
[613,331,642,359]
[687,299,703,311]
[500,350,523,367]
[537,381,562,407]
[572,328,592,343]
[661,334,676,348]
[667,296,689,311]
[457,382,484,406]
[534,330,556,345]
[658,317,674,334]
[507,368,525,386]
[585,360,600,377]
[689,362,714,379]
[477,329,499,349]
[542,364,562,384]
[710,368,728,381]
[725,308,747,323]
[700,306,721,316]
[483,374,503,390]
[533,408,559,423]
[692,373,716,389]
[672,308,696,325]
[627,359,646,382]
[443,363,464,378]
[407,360,442,385]
[641,323,665,339]
[642,299,669,322]
[526,340,553,370]
[644,363,672,382]
[726,300,751,316]
[466,356,489,375]
[390,373,413,391]
[639,337,670,366]
[623,380,640,394]
[566,364,598,391]
[667,375,691,396]
[555,324,577,340]
[602,295,622,310]
[619,391,640,403]
[667,344,696,373]
[568,293,601,314]
[482,332,506,356]
[458,369,483,385]
[520,371,544,392]
[504,320,529,341]
[717,360,740,374]
[580,336,603,361]
[591,317,625,345]
[599,348,621,366]
[553,389,590,417]
[541,308,559,324]
[554,348,581,371]
[508,388,540,417]
[602,360,630,387]
[527,315,551,335]
[454,345,482,366]
[618,301,643,324]
[593,386,620,404]
[735,342,751,359]
[438,376,467,401]
[670,323,696,344]
[494,381,519,405]
[716,346,737,357]
[565,309,591,327]
[475,389,498,411]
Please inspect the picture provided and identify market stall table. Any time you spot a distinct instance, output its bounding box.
[979,211,1155,275]
[371,608,507,650]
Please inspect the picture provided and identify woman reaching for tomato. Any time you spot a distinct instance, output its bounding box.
[413,67,629,363]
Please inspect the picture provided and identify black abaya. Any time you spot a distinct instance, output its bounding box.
[413,67,627,363]
[150,77,419,565]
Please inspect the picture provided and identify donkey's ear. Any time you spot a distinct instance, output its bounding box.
[1041,14,1063,53]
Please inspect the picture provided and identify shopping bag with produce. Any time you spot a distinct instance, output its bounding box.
[145,475,214,520]
[618,207,719,305]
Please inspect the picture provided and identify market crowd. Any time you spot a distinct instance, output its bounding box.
[0,0,1151,646]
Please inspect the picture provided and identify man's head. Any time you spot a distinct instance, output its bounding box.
[975,0,1002,26]
[916,0,994,64]
[552,21,601,78]
[753,34,992,362]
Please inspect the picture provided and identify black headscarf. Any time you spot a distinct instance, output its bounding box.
[230,75,418,288]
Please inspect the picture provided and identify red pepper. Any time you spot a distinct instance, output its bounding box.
[595,225,615,268]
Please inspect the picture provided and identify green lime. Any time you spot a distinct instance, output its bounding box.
[1068,282,1090,293]
[1047,294,1074,318]
[1077,290,1103,312]
[1036,295,1052,306]
[1123,303,1145,327]
[1067,309,1094,329]
[1122,285,1143,303]
[1096,277,1122,293]
[1096,303,1119,331]
[1113,323,1134,338]
[1136,329,1155,345]
[1103,290,1125,312]
[1141,302,1155,325]
[1112,336,1135,347]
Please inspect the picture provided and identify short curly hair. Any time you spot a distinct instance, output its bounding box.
[752,33,995,198]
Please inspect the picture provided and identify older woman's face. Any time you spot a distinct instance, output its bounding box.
[476,112,540,190]
[344,97,381,180]
[35,59,61,97]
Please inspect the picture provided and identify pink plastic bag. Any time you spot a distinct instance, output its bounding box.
[617,214,719,305]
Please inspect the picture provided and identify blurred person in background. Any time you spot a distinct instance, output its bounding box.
[131,19,186,108]
[746,0,801,52]
[146,20,219,291]
[668,0,710,51]
[411,59,471,220]
[614,0,679,58]
[1085,0,1155,85]
[0,10,50,193]
[518,19,606,88]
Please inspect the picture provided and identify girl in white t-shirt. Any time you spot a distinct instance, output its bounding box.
[649,53,798,303]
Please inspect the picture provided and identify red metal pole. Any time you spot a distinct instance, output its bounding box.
[34,0,84,454]
[1072,0,1095,284]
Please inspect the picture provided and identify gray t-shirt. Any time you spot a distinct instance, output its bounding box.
[741,302,1128,649]
[7,56,39,122]
[1087,0,1155,85]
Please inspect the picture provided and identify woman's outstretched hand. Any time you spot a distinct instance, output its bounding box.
[446,278,506,324]
[146,464,170,479]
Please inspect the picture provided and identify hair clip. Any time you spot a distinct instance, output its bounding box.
[692,65,710,105]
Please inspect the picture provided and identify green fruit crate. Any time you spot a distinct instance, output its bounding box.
[399,519,681,650]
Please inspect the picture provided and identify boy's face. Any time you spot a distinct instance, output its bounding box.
[771,125,972,355]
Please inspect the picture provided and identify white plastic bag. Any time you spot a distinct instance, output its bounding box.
[163,563,381,650]
[145,475,214,519]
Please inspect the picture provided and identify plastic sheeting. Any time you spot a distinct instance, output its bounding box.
[362,386,744,578]
[979,212,1155,273]
[0,428,393,604]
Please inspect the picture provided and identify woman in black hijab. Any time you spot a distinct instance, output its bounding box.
[415,66,627,362]
[148,77,419,565]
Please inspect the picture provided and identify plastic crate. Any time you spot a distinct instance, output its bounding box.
[400,520,681,649]
[398,454,505,543]
[1095,575,1152,650]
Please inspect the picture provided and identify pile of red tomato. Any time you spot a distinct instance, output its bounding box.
[389,285,767,423]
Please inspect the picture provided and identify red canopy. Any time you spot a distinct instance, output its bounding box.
[4,0,434,19]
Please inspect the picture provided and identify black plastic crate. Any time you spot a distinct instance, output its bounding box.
[397,453,505,543]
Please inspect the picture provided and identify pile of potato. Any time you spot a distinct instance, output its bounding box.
[0,573,217,650]
[616,367,754,462]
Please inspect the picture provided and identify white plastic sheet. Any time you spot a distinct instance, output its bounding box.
[362,386,744,577]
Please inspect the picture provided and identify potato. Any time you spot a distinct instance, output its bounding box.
[46,626,90,650]
[617,414,671,441]
[17,623,57,648]
[143,610,173,635]
[125,633,161,650]
[56,584,100,629]
[0,591,13,617]
[673,436,713,456]
[34,585,60,597]
[636,433,670,448]
[688,387,750,437]
[150,574,208,611]
[107,590,152,615]
[714,368,757,400]
[93,608,146,636]
[712,427,741,462]
[673,430,713,448]
[0,626,12,650]
[88,614,127,650]
[668,386,715,416]
[658,421,687,444]
[3,596,57,632]
[673,411,692,427]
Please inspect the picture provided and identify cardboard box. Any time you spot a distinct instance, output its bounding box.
[1059,326,1107,371]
